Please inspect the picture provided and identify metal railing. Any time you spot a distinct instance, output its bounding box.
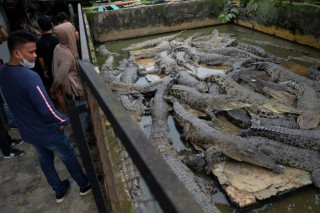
[71,3,203,213]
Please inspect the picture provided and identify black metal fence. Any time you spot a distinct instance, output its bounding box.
[70,3,203,213]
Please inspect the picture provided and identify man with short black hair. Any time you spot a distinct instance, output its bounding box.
[37,15,59,88]
[0,30,91,203]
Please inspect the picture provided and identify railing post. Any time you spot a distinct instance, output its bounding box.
[68,101,109,213]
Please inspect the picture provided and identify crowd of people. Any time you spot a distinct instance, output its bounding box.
[0,12,93,203]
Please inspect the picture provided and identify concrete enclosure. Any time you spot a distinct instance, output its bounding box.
[84,0,320,49]
[85,0,224,42]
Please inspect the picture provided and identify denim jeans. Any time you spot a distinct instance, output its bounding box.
[65,98,92,140]
[3,102,16,127]
[33,132,88,194]
[0,89,16,127]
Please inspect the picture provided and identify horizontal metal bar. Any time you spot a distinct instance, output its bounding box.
[78,3,91,62]
[78,59,203,213]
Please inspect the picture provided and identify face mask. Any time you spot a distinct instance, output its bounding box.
[18,51,35,68]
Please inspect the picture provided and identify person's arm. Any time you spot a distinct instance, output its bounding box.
[28,73,69,127]
[38,57,49,78]
[50,52,73,95]
[0,25,8,43]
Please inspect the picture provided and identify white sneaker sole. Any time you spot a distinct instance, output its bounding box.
[80,188,91,196]
[56,197,65,203]
[3,152,25,159]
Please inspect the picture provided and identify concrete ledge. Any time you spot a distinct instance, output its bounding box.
[85,0,224,42]
[237,1,320,50]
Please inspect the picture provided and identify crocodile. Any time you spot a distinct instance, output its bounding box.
[150,77,174,139]
[120,54,140,84]
[284,80,320,129]
[133,40,172,59]
[100,56,113,72]
[237,71,291,94]
[177,71,208,92]
[224,110,252,129]
[248,62,320,90]
[235,43,286,62]
[122,31,183,51]
[205,74,303,118]
[309,64,320,81]
[149,77,220,213]
[100,55,114,72]
[110,80,164,94]
[173,101,284,173]
[174,46,241,67]
[202,47,265,60]
[241,38,309,54]
[193,29,220,41]
[239,124,320,150]
[251,115,299,129]
[101,62,164,95]
[154,51,182,76]
[173,51,198,74]
[111,58,128,76]
[118,144,141,200]
[249,136,320,188]
[225,110,300,129]
[192,29,237,48]
[168,84,251,118]
[235,43,268,57]
[185,136,320,188]
[120,95,144,122]
[96,44,120,56]
[186,32,206,40]
[237,72,296,104]
[207,83,225,95]
[289,55,320,64]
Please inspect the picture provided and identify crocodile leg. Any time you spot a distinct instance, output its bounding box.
[183,154,207,172]
[204,146,230,173]
[311,169,320,189]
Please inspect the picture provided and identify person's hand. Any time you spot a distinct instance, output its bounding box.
[59,125,65,131]
[51,89,62,99]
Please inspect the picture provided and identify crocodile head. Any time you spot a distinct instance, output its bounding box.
[297,111,320,130]
[210,96,251,111]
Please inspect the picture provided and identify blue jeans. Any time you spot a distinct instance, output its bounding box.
[0,89,16,127]
[3,102,16,127]
[33,132,88,194]
[65,98,92,140]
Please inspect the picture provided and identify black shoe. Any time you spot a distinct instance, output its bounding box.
[11,139,24,147]
[80,184,91,196]
[56,179,70,203]
[3,149,25,159]
[9,124,18,129]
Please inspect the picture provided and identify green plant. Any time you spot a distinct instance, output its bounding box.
[218,0,241,23]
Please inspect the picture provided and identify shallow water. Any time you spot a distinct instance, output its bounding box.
[94,24,320,213]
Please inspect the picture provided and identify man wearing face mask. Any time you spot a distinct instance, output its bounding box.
[0,30,91,203]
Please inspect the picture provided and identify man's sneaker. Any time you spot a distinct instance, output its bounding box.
[3,149,25,159]
[11,139,24,147]
[80,184,91,196]
[9,124,18,129]
[56,179,70,203]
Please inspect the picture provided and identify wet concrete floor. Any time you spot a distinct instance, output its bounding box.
[0,126,98,213]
